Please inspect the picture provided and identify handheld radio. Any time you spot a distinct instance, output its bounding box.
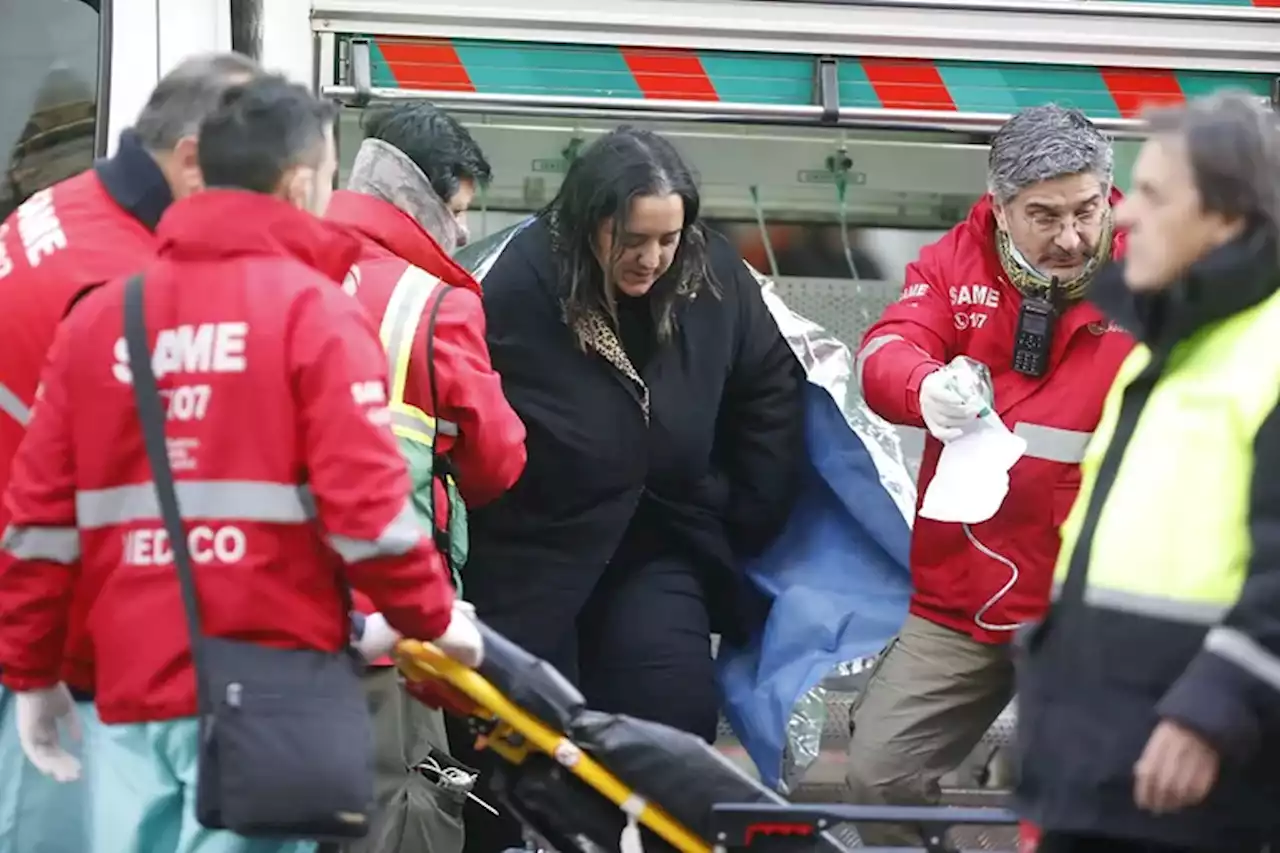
[1012,276,1058,378]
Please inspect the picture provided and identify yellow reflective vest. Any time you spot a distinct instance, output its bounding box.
[1055,287,1280,625]
[1018,248,1280,847]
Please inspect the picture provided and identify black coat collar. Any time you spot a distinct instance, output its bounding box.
[1091,229,1280,351]
[93,129,173,232]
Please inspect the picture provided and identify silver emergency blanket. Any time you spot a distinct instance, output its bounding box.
[455,223,918,790]
[740,262,917,790]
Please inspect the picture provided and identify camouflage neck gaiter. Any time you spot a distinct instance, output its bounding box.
[995,213,1115,303]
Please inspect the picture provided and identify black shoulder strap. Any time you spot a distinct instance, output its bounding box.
[123,274,209,707]
[423,286,459,572]
[424,286,451,426]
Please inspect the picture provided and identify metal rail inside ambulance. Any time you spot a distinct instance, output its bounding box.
[4,0,1279,837]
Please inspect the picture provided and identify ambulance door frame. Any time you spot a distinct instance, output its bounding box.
[105,0,233,156]
[315,30,339,186]
[323,38,1147,139]
[311,0,1280,73]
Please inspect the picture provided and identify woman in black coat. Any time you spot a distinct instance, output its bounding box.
[453,127,805,850]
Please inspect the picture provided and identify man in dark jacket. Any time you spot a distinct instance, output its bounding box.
[1018,91,1280,853]
[0,51,259,853]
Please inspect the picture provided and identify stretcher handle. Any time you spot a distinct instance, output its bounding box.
[395,638,712,853]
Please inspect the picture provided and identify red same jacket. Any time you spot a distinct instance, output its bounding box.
[0,169,159,534]
[0,136,171,691]
[326,190,527,619]
[858,194,1134,643]
[0,190,457,723]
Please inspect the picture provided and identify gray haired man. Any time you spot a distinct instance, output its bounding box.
[850,104,1132,846]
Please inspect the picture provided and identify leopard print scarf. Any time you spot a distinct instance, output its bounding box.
[574,311,650,422]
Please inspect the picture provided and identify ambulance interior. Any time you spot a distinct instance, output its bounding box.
[337,111,1138,488]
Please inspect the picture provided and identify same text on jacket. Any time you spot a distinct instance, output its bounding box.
[0,188,70,279]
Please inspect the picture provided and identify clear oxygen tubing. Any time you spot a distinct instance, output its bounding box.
[748,184,780,279]
[963,522,1027,632]
[830,150,861,281]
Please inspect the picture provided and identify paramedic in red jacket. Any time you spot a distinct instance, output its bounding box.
[0,53,261,695]
[0,75,481,853]
[327,104,528,611]
[845,105,1134,846]
[0,52,259,538]
[324,104,526,853]
[0,51,260,853]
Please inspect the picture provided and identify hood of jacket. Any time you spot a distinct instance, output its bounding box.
[345,138,468,254]
[156,189,361,283]
[326,189,481,296]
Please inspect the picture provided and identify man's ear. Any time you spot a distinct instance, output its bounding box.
[992,200,1010,234]
[170,136,204,198]
[281,165,317,211]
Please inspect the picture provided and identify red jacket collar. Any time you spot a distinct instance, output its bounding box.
[157,189,360,283]
[326,190,481,296]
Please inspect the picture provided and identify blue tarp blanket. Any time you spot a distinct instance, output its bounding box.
[717,380,913,790]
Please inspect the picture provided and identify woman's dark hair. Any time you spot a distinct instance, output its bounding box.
[544,125,714,346]
[361,103,491,203]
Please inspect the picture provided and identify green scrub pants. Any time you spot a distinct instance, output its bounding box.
[92,715,318,853]
[0,688,97,853]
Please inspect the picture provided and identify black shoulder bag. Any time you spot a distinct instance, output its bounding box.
[124,274,375,841]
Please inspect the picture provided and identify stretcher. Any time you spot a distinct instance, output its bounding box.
[394,623,1020,853]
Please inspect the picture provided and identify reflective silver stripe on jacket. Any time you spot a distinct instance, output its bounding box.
[1,525,79,563]
[1050,582,1229,626]
[855,334,905,390]
[328,501,421,562]
[1205,626,1280,691]
[381,266,460,439]
[76,480,315,529]
[390,407,458,439]
[382,266,439,384]
[77,479,423,564]
[0,383,30,426]
[1014,423,1091,464]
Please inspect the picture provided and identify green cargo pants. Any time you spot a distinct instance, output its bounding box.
[845,614,1016,847]
[340,666,467,853]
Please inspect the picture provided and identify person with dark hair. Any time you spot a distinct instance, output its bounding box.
[0,50,260,853]
[447,125,805,853]
[325,105,526,853]
[0,74,483,853]
[359,103,491,252]
[1018,91,1280,853]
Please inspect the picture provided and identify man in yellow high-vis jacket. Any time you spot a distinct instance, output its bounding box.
[1016,91,1280,853]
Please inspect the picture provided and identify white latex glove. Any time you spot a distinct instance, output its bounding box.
[16,684,82,782]
[919,362,987,442]
[434,600,484,668]
[353,612,401,662]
